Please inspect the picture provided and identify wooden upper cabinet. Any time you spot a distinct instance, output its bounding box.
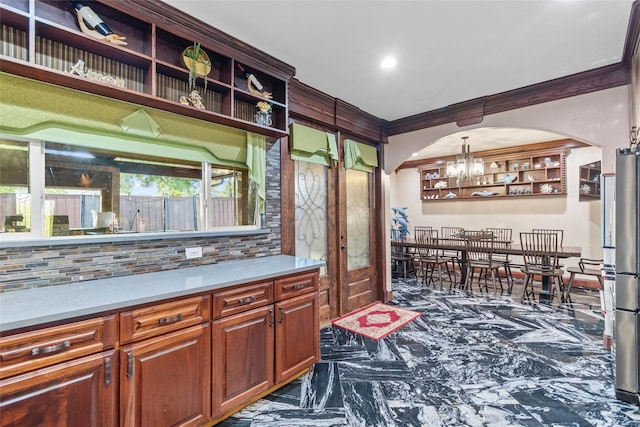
[0,0,293,137]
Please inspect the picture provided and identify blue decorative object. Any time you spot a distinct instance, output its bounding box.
[498,174,517,183]
[471,190,497,197]
[443,192,457,199]
[391,207,410,239]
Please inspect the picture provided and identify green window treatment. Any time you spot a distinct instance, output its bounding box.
[344,138,378,172]
[289,123,338,167]
[0,73,250,168]
[246,132,266,214]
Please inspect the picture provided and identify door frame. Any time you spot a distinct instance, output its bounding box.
[281,127,385,324]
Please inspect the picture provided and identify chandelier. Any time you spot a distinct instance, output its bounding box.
[445,136,484,181]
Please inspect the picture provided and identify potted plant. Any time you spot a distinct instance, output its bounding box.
[182,42,211,93]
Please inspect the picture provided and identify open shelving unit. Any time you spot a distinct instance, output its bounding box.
[418,148,568,201]
[0,0,291,137]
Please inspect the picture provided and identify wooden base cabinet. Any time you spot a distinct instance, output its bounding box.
[0,267,320,427]
[120,324,211,427]
[212,272,320,420]
[275,292,320,382]
[212,306,275,416]
[0,350,117,427]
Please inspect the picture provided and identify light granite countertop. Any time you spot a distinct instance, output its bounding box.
[0,255,325,332]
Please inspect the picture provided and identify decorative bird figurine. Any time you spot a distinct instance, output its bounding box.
[71,1,127,46]
[391,206,408,219]
[391,207,410,239]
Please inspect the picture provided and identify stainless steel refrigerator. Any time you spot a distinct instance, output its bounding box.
[615,146,640,405]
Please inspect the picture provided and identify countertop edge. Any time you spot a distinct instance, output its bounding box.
[0,255,325,333]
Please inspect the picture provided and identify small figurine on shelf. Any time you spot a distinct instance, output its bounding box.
[179,90,206,109]
[70,2,127,46]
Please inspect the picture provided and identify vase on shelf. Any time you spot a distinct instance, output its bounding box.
[255,101,272,127]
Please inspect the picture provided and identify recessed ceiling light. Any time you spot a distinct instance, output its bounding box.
[380,56,397,69]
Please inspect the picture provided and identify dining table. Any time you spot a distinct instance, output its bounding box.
[391,237,582,290]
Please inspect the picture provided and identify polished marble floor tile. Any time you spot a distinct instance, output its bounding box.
[217,279,640,426]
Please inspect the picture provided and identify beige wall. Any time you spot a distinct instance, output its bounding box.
[383,85,631,290]
[390,146,603,265]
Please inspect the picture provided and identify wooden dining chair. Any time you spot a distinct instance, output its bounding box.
[415,228,453,287]
[462,231,502,294]
[565,258,603,302]
[519,231,565,303]
[532,228,565,267]
[485,227,514,293]
[440,226,462,286]
[390,229,414,279]
[412,226,433,281]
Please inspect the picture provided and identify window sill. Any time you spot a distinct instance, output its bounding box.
[0,227,269,248]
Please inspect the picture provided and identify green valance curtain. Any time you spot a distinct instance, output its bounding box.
[246,132,266,214]
[289,123,338,167]
[344,138,378,172]
[0,72,249,168]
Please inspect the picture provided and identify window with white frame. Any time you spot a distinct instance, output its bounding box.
[0,139,261,238]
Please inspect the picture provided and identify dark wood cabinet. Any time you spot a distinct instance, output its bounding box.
[0,0,292,137]
[0,267,320,427]
[212,305,274,416]
[211,271,320,421]
[0,350,117,427]
[119,295,211,427]
[275,292,320,382]
[120,324,211,427]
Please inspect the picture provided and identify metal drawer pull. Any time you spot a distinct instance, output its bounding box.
[291,283,307,290]
[104,357,112,385]
[31,340,71,356]
[158,313,183,325]
[127,353,134,378]
[238,295,257,305]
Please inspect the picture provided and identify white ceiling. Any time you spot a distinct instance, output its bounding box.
[163,0,635,156]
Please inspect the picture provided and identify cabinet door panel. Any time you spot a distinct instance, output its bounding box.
[275,292,319,382]
[212,305,274,416]
[0,350,117,427]
[120,324,210,427]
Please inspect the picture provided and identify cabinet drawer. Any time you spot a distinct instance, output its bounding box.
[0,316,117,380]
[274,272,318,301]
[120,295,210,343]
[212,281,273,319]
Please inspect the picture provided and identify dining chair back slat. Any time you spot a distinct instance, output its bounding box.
[532,228,564,247]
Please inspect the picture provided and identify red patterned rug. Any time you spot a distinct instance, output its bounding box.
[331,302,421,340]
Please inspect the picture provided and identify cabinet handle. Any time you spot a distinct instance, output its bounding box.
[279,307,284,324]
[31,340,70,356]
[269,308,274,326]
[104,357,111,385]
[126,353,134,378]
[158,313,183,325]
[291,283,307,291]
[238,295,256,305]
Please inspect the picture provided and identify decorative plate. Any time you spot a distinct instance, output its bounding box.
[580,184,592,194]
[540,183,553,194]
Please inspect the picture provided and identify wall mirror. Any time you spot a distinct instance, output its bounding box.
[578,160,601,202]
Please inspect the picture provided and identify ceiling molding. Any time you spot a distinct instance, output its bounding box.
[395,139,589,170]
[387,63,630,136]
[622,0,640,66]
